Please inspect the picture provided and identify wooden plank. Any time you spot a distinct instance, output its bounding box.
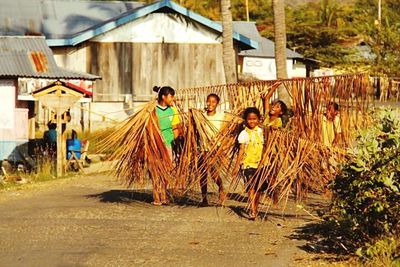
[89,42,228,102]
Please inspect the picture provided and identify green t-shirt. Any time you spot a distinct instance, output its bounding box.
[155,105,180,146]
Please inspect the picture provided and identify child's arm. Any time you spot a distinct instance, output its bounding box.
[263,84,279,115]
[232,144,245,177]
[233,129,248,176]
[171,106,182,138]
[172,124,182,138]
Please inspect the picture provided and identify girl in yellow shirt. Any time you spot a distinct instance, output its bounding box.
[234,107,265,220]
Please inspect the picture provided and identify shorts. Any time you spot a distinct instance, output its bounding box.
[242,167,268,193]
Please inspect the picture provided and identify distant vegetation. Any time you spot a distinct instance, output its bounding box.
[132,0,400,76]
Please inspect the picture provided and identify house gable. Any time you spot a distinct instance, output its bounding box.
[44,0,257,49]
[91,13,220,44]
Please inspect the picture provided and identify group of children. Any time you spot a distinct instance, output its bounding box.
[151,85,342,219]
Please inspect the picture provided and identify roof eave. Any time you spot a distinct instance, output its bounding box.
[238,53,304,60]
[0,72,100,81]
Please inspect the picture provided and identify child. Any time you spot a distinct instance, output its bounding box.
[322,102,342,147]
[262,86,288,129]
[264,98,288,129]
[235,107,266,220]
[43,121,57,156]
[152,86,181,205]
[199,93,225,206]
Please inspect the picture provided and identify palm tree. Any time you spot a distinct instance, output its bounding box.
[221,0,237,84]
[273,0,290,104]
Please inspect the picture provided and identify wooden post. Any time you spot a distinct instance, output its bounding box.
[88,102,92,133]
[245,0,249,22]
[81,102,85,133]
[56,110,63,177]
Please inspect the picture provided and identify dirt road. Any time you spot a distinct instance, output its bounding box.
[0,173,326,267]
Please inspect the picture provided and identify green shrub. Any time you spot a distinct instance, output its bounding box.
[330,109,400,263]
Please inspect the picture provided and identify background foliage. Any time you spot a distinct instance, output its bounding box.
[329,109,400,263]
[129,0,400,75]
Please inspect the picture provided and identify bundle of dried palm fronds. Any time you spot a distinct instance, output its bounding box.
[98,73,371,212]
[175,73,373,146]
[174,108,242,193]
[284,73,372,145]
[172,108,346,209]
[98,102,174,189]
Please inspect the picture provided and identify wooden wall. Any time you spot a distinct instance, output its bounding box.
[86,42,226,102]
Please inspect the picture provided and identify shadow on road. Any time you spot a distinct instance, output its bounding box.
[228,205,316,221]
[287,221,352,266]
[226,193,248,203]
[87,189,154,204]
[87,189,222,207]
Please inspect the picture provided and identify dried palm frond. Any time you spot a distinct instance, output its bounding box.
[225,127,348,214]
[97,102,174,189]
[174,108,242,193]
[175,73,373,146]
[97,73,371,211]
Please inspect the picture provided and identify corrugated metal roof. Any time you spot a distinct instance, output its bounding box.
[233,21,303,59]
[0,0,144,39]
[0,0,258,50]
[0,36,100,80]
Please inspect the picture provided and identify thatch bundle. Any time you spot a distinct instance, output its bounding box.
[99,73,371,212]
[98,102,174,189]
[175,73,372,145]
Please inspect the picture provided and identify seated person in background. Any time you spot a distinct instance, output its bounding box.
[43,122,57,155]
[66,129,82,160]
[322,102,342,147]
[71,129,78,140]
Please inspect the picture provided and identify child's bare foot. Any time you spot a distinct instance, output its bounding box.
[249,211,257,221]
[151,201,163,206]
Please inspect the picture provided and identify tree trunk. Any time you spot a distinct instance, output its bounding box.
[221,0,237,84]
[273,0,290,104]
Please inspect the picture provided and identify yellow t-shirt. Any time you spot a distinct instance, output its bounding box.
[263,114,282,129]
[171,106,180,126]
[204,111,225,138]
[321,115,342,147]
[238,126,264,169]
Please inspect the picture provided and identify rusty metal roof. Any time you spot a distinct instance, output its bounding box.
[0,36,100,80]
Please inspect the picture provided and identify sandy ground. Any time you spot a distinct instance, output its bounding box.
[0,172,330,267]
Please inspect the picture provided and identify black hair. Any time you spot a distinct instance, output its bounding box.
[206,93,220,103]
[243,107,261,120]
[49,123,57,130]
[153,86,175,101]
[329,102,339,111]
[71,129,78,140]
[275,100,288,115]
